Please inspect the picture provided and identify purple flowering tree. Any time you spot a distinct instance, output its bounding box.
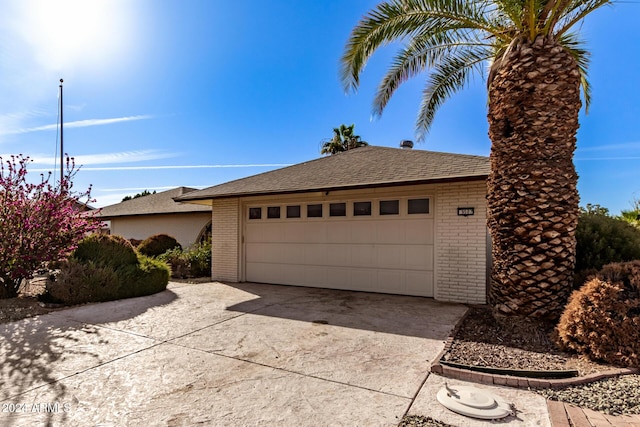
[0,155,101,299]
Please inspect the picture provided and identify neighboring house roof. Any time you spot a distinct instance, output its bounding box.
[72,200,95,212]
[99,187,211,218]
[176,146,489,202]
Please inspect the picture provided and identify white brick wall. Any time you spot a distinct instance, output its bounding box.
[211,198,240,282]
[434,181,488,304]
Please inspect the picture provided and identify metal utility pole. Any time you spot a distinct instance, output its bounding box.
[59,78,64,184]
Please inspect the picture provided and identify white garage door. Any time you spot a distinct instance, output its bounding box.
[244,197,434,297]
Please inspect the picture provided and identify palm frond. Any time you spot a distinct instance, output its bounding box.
[341,1,437,92]
[341,0,505,92]
[490,0,526,29]
[373,29,491,116]
[559,32,592,111]
[415,46,491,140]
[553,0,612,36]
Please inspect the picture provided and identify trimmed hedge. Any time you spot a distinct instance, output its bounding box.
[45,234,170,305]
[556,261,640,367]
[137,234,181,257]
[73,234,138,267]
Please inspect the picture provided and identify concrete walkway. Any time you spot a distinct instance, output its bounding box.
[2,281,551,426]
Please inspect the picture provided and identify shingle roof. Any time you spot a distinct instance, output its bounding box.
[176,146,489,202]
[98,187,211,218]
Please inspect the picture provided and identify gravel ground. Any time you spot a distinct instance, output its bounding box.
[398,416,454,427]
[536,374,640,415]
[444,306,612,374]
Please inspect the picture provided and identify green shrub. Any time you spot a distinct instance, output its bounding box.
[158,247,189,278]
[575,211,640,286]
[556,261,640,367]
[73,234,138,267]
[117,255,170,299]
[158,241,211,279]
[137,234,181,257]
[185,240,211,277]
[44,234,170,305]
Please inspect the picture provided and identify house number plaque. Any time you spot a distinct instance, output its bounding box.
[457,207,475,217]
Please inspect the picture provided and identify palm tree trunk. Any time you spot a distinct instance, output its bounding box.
[487,36,581,319]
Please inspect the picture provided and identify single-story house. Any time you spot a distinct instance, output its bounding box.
[99,187,212,248]
[176,146,490,305]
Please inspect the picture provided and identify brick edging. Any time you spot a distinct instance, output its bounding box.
[431,307,639,389]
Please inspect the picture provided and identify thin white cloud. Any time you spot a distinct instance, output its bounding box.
[0,109,51,122]
[31,163,292,172]
[575,157,640,161]
[0,115,153,135]
[577,141,640,153]
[26,150,176,166]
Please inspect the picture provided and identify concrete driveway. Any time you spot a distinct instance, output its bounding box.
[1,281,469,426]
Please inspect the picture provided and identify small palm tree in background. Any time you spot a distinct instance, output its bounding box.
[620,198,640,228]
[342,0,613,318]
[321,124,369,155]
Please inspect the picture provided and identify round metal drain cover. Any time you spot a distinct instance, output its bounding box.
[437,384,513,420]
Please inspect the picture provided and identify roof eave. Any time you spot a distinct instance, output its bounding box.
[176,174,488,202]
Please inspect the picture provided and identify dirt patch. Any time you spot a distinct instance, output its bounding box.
[0,276,54,324]
[0,297,53,324]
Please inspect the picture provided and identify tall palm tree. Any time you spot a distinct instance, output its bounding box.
[321,124,369,155]
[342,0,612,318]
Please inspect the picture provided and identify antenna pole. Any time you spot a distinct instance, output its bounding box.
[59,78,64,185]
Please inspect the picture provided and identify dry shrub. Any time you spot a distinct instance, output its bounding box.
[556,260,640,367]
[47,259,121,304]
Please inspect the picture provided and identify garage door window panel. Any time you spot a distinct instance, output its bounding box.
[267,206,281,219]
[287,205,301,218]
[353,201,372,216]
[307,204,323,218]
[249,207,262,220]
[408,198,430,214]
[380,200,399,215]
[329,202,346,217]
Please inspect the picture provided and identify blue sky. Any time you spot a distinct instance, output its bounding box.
[1,0,638,213]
